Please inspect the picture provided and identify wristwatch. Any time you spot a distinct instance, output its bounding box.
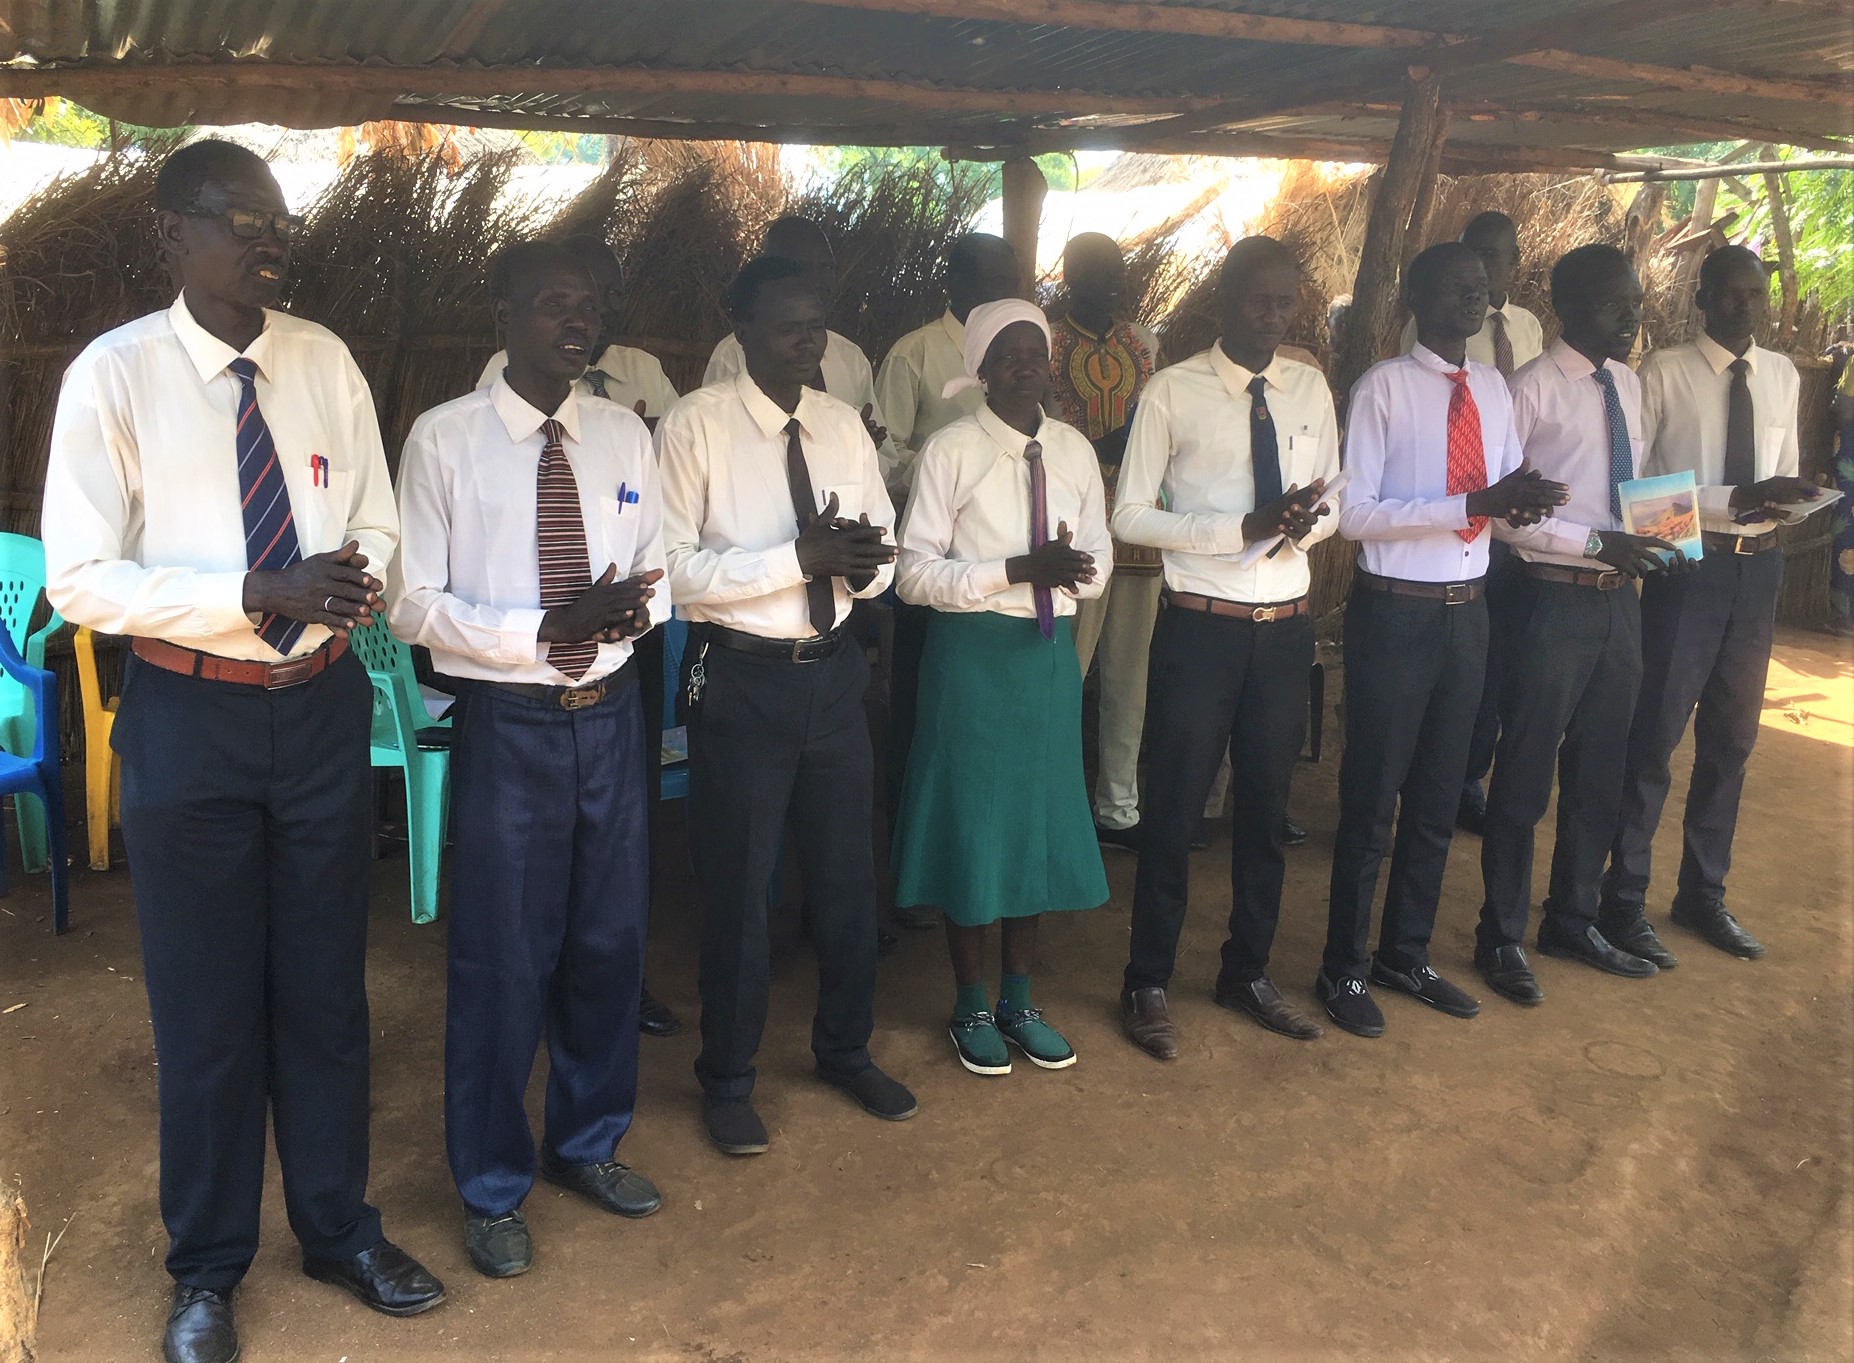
[1584,529,1605,560]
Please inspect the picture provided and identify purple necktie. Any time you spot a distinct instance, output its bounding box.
[1024,439,1054,641]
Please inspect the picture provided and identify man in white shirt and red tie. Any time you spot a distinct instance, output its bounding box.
[392,241,668,1280]
[1111,236,1342,1059]
[1600,245,1819,960]
[659,256,916,1154]
[41,140,443,1363]
[1322,242,1568,1037]
[1476,244,1689,1006]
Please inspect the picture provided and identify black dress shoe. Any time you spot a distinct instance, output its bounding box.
[1474,944,1543,1005]
[1456,782,1488,836]
[1369,958,1480,1018]
[1670,900,1765,960]
[1314,971,1384,1038]
[1097,822,1142,853]
[462,1209,532,1279]
[1281,817,1308,847]
[819,1061,919,1120]
[1189,818,1216,851]
[638,985,682,1037]
[538,1153,662,1218]
[302,1241,445,1317]
[877,927,901,957]
[164,1284,238,1363]
[703,1095,770,1155]
[1601,917,1679,970]
[1213,976,1323,1040]
[1537,921,1658,978]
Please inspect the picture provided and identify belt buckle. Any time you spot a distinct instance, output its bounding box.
[1250,605,1278,623]
[1733,535,1757,556]
[264,654,317,689]
[559,683,603,711]
[1596,571,1622,591]
[791,636,823,663]
[1442,582,1469,605]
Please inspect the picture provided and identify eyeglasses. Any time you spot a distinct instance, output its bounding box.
[185,207,306,242]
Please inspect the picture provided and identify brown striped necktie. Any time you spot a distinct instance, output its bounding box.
[536,417,598,680]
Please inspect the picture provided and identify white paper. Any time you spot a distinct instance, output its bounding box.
[418,683,455,722]
[1232,469,1352,568]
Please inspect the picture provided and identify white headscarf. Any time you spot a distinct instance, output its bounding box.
[941,298,1052,399]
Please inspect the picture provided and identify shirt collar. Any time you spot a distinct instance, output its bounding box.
[1209,341,1285,402]
[1697,330,1758,376]
[939,310,965,349]
[1408,343,1470,377]
[1548,338,1602,381]
[974,401,1052,459]
[734,369,827,440]
[491,374,581,445]
[170,292,276,385]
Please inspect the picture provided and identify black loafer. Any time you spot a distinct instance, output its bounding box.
[1281,817,1308,847]
[302,1241,445,1317]
[1456,782,1488,836]
[1670,901,1765,960]
[538,1154,662,1218]
[462,1210,532,1279]
[1474,944,1543,1005]
[638,985,682,1037]
[1370,958,1480,1018]
[163,1284,238,1363]
[1190,818,1216,851]
[1601,917,1679,970]
[876,927,901,957]
[1097,822,1142,854]
[818,1062,919,1120]
[702,1096,770,1156]
[1213,975,1323,1040]
[1314,970,1384,1038]
[1537,921,1658,978]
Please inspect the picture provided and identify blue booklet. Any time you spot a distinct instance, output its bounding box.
[1617,470,1704,564]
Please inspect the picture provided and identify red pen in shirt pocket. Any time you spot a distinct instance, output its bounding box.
[307,453,330,487]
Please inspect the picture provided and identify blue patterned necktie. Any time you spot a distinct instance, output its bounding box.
[1592,366,1632,520]
[228,357,306,655]
[1248,374,1282,508]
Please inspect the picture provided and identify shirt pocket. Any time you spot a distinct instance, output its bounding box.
[599,495,641,577]
[1760,425,1788,472]
[302,468,353,554]
[818,481,862,526]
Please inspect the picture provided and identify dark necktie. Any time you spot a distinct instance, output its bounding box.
[227,357,306,656]
[784,418,836,637]
[535,418,598,681]
[1248,374,1282,510]
[1724,357,1756,488]
[583,368,610,400]
[1488,309,1515,378]
[1444,369,1489,543]
[1592,367,1633,520]
[1023,439,1054,641]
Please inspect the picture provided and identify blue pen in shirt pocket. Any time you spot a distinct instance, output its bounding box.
[615,481,641,511]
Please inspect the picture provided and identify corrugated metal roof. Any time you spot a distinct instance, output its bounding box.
[0,0,1848,164]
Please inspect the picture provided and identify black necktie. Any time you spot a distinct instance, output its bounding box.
[1248,374,1282,509]
[1724,357,1755,488]
[784,418,836,637]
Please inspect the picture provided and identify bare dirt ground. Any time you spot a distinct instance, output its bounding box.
[3,626,1850,1363]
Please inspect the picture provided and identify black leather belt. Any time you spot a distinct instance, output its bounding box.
[703,623,848,663]
[1355,570,1484,604]
[482,658,635,710]
[1523,562,1624,591]
[1702,530,1780,556]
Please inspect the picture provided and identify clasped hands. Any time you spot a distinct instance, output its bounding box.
[795,491,897,592]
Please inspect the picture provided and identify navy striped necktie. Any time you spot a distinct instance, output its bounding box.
[228,357,306,655]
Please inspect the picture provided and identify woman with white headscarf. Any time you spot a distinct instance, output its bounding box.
[891,299,1114,1076]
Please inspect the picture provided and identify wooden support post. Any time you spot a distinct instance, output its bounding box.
[0,1184,33,1363]
[1000,157,1048,298]
[1332,75,1442,411]
[1623,181,1667,267]
[1402,101,1452,268]
[1762,158,1800,347]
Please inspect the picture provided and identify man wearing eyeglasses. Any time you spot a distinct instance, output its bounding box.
[42,139,444,1363]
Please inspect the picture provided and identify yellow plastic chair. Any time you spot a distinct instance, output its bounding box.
[72,627,121,871]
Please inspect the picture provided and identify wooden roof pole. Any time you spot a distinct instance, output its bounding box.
[1332,75,1442,413]
[1603,157,1854,181]
[1403,102,1453,267]
[1762,160,1800,346]
[1001,158,1049,296]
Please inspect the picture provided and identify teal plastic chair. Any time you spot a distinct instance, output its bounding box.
[0,533,67,876]
[348,618,451,923]
[0,628,69,932]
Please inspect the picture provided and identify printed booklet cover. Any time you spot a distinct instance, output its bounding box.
[1618,470,1704,563]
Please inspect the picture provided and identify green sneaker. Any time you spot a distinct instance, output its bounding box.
[996,1006,1076,1069]
[948,1011,1012,1076]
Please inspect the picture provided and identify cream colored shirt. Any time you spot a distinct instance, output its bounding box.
[389,378,667,685]
[477,343,679,418]
[896,405,1110,617]
[657,372,895,639]
[1638,333,1801,536]
[43,295,397,661]
[875,310,982,497]
[1113,344,1341,603]
[1400,300,1545,373]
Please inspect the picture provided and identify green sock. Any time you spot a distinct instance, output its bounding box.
[953,982,990,1019]
[999,973,1033,1015]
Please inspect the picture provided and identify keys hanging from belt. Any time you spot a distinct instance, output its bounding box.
[681,639,710,720]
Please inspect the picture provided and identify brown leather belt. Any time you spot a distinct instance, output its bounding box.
[1522,562,1624,591]
[482,658,635,710]
[1355,570,1484,604]
[1162,589,1308,623]
[1702,530,1780,557]
[132,634,349,689]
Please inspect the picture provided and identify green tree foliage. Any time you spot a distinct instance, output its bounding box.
[813,145,1088,197]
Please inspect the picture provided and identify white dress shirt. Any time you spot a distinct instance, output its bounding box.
[1498,340,1643,568]
[657,372,896,639]
[1340,345,1527,582]
[1399,299,1545,372]
[477,343,680,417]
[390,378,666,686]
[42,295,397,661]
[1638,332,1801,536]
[875,310,982,496]
[896,405,1110,617]
[1112,344,1341,603]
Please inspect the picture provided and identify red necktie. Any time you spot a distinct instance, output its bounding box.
[1024,439,1054,641]
[1445,369,1489,544]
[536,417,598,681]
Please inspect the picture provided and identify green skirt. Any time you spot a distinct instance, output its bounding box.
[892,611,1109,926]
